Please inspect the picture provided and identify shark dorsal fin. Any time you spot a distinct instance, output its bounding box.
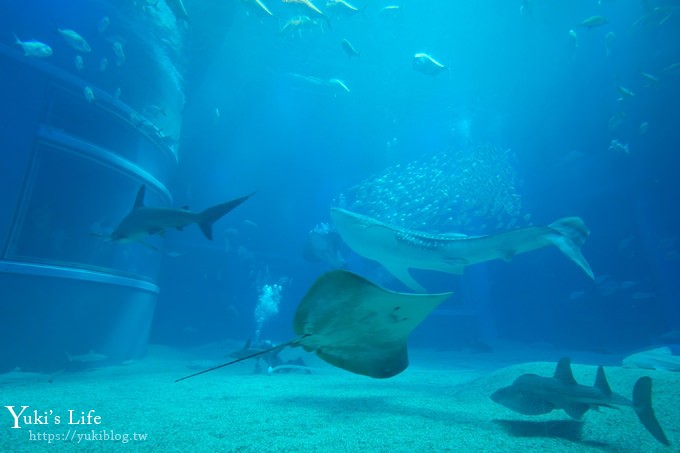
[132,185,146,211]
[243,339,251,350]
[554,357,578,384]
[594,365,612,394]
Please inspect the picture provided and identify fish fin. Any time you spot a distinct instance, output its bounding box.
[547,217,594,279]
[147,227,164,236]
[501,249,516,262]
[382,263,426,293]
[439,255,467,274]
[564,403,589,420]
[198,192,254,240]
[594,366,612,394]
[554,357,578,385]
[633,377,670,445]
[132,185,146,210]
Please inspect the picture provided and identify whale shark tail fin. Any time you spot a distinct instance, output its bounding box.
[633,376,670,445]
[547,217,594,279]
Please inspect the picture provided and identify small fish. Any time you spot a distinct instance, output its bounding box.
[580,15,609,28]
[98,16,110,34]
[74,54,84,71]
[58,28,91,53]
[413,52,448,76]
[243,0,274,17]
[99,57,108,72]
[326,0,361,16]
[328,78,351,93]
[111,40,126,66]
[283,0,324,16]
[243,219,258,228]
[84,86,96,103]
[640,71,659,85]
[617,84,635,98]
[661,62,680,75]
[13,34,52,58]
[639,121,649,134]
[380,5,400,15]
[340,38,359,57]
[608,139,629,154]
[279,15,323,35]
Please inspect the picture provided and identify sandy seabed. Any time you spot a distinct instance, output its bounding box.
[0,343,677,452]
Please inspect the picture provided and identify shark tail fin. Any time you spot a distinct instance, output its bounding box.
[632,376,670,445]
[547,217,594,279]
[197,192,255,240]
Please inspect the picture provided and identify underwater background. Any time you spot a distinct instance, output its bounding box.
[0,0,679,451]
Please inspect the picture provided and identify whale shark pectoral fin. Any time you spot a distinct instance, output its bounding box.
[501,249,517,262]
[439,256,468,275]
[382,263,426,293]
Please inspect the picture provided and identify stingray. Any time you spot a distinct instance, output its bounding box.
[176,270,452,382]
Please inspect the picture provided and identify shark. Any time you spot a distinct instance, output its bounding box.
[330,208,594,292]
[491,357,670,445]
[108,185,254,244]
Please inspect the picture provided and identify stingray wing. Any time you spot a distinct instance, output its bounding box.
[293,271,452,378]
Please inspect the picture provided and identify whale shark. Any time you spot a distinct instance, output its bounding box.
[331,208,594,292]
[491,357,670,445]
[108,185,254,244]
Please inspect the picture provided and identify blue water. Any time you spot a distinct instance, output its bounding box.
[1,0,679,365]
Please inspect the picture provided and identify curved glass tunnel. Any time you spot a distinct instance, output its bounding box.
[0,38,178,371]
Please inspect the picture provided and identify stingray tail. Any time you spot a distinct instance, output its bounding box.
[632,376,670,445]
[175,338,299,383]
[547,217,594,279]
[197,192,255,240]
